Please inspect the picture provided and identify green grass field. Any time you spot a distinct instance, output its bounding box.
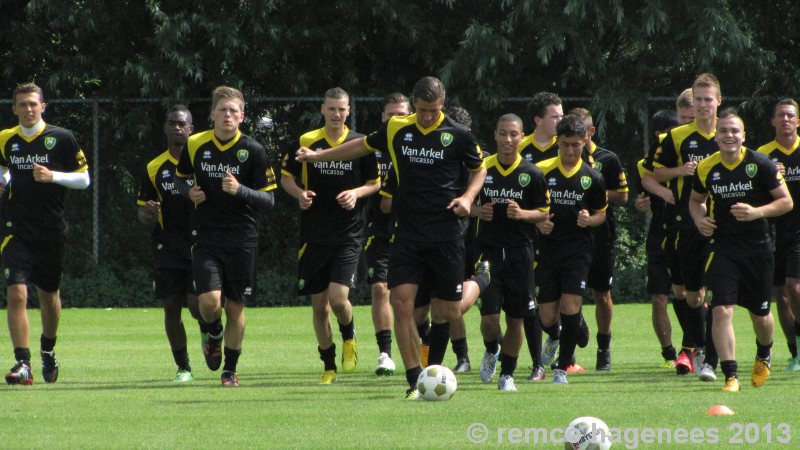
[1,304,798,449]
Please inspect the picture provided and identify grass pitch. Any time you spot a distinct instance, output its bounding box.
[1,304,798,449]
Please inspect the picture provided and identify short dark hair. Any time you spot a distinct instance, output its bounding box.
[324,87,349,101]
[717,107,742,122]
[412,76,446,103]
[527,92,561,119]
[447,106,472,128]
[650,109,679,136]
[383,92,410,108]
[556,114,587,138]
[774,98,799,116]
[166,104,193,123]
[676,88,693,109]
[496,113,523,129]
[13,82,44,103]
[568,107,592,127]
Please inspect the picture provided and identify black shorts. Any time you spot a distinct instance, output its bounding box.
[587,234,614,292]
[154,264,195,300]
[773,234,800,285]
[298,241,362,295]
[706,252,773,316]
[414,271,434,309]
[389,239,465,301]
[676,228,709,292]
[536,244,592,304]
[365,233,390,284]
[645,227,672,296]
[1,235,64,293]
[478,246,536,319]
[662,226,683,285]
[192,245,257,303]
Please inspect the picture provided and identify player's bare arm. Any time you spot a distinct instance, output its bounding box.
[689,189,716,237]
[448,167,487,216]
[536,213,555,235]
[577,208,606,228]
[654,161,697,182]
[280,173,315,210]
[336,180,380,211]
[295,137,370,163]
[730,183,793,221]
[506,199,548,223]
[641,173,675,204]
[137,201,160,224]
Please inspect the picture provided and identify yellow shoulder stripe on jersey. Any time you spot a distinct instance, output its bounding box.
[384,115,418,186]
[415,112,445,135]
[485,153,522,177]
[636,159,652,178]
[182,130,215,176]
[535,156,560,175]
[0,127,18,160]
[299,128,327,149]
[146,150,173,191]
[695,152,722,189]
[517,134,556,153]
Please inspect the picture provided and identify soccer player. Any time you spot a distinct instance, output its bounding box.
[296,76,486,399]
[654,73,723,381]
[689,109,792,391]
[175,86,277,387]
[676,88,696,125]
[756,98,800,371]
[535,114,608,384]
[281,87,380,384]
[137,105,204,382]
[519,92,564,381]
[570,108,628,371]
[363,92,410,376]
[471,114,549,391]
[1,82,90,385]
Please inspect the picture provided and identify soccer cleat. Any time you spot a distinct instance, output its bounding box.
[675,350,693,375]
[693,348,706,376]
[5,361,33,385]
[342,338,358,373]
[41,350,59,383]
[566,363,585,373]
[375,352,396,376]
[751,358,770,388]
[660,359,677,369]
[174,370,193,383]
[404,387,420,400]
[553,369,568,384]
[697,363,717,381]
[786,356,800,372]
[419,344,430,367]
[497,374,517,392]
[203,335,223,371]
[577,314,590,348]
[722,376,741,392]
[319,370,337,385]
[528,365,546,381]
[474,260,491,285]
[453,357,472,373]
[221,370,239,387]
[479,351,499,383]
[541,337,559,366]
[596,349,611,371]
[200,331,209,354]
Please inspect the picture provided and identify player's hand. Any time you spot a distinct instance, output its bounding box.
[295,147,318,163]
[695,216,717,237]
[188,186,206,205]
[730,203,761,222]
[659,189,676,205]
[336,189,358,211]
[536,213,555,235]
[506,199,526,221]
[775,162,786,176]
[143,200,160,218]
[299,190,316,210]
[32,163,53,183]
[222,171,240,195]
[576,209,591,228]
[680,161,698,177]
[634,193,651,212]
[476,202,494,221]
[447,196,471,217]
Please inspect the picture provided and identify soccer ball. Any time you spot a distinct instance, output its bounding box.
[417,365,457,401]
[564,416,611,449]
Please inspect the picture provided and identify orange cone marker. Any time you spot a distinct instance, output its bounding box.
[706,405,735,415]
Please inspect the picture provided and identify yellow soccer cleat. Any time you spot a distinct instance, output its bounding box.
[722,376,741,392]
[751,358,770,388]
[319,370,337,385]
[342,338,358,373]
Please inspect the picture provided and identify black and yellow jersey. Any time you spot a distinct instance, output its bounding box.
[518,134,559,164]
[653,120,718,230]
[366,151,393,239]
[137,150,194,258]
[757,138,800,241]
[175,129,276,248]
[475,154,549,248]
[693,148,783,256]
[535,156,607,249]
[282,127,378,244]
[586,141,628,237]
[0,124,88,239]
[364,113,484,243]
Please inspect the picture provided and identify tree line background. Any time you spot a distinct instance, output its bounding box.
[0,0,798,307]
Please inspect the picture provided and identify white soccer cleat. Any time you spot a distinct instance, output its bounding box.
[479,351,499,383]
[375,352,396,376]
[697,363,717,382]
[497,374,517,392]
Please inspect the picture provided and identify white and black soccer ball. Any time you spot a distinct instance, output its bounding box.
[564,416,611,450]
[417,365,457,401]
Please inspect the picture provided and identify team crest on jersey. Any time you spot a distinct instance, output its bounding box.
[518,173,531,187]
[594,161,603,171]
[580,175,592,189]
[44,137,56,150]
[440,132,454,147]
[237,149,249,163]
[746,163,757,178]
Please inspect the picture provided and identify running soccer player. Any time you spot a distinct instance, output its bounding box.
[281,87,380,384]
[137,105,205,382]
[519,92,564,381]
[175,86,277,387]
[756,98,800,371]
[1,82,90,385]
[570,108,628,371]
[472,114,549,391]
[296,76,486,399]
[363,92,410,376]
[535,114,607,385]
[654,73,722,382]
[689,109,792,391]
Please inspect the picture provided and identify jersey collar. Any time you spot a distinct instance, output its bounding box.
[211,129,241,151]
[558,157,583,178]
[323,126,350,147]
[494,154,522,177]
[17,120,46,142]
[773,137,800,155]
[414,113,445,135]
[720,147,746,170]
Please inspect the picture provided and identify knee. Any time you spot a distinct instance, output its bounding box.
[651,295,668,309]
